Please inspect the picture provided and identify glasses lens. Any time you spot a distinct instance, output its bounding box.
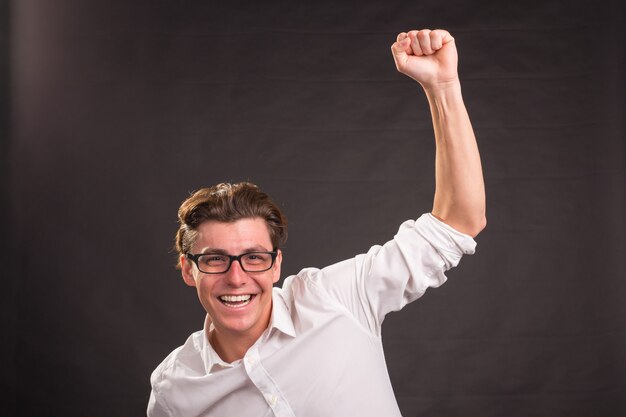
[240,252,274,271]
[197,254,230,273]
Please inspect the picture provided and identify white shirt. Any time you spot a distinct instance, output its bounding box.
[148,214,476,417]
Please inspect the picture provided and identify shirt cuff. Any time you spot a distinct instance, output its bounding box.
[414,213,477,270]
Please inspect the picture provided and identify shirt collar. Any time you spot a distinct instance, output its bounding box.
[267,290,296,339]
[199,291,296,374]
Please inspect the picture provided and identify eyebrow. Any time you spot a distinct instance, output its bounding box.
[198,245,271,255]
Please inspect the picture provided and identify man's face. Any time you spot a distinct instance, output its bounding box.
[181,217,282,341]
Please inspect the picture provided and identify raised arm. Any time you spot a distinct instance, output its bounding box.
[391,29,486,237]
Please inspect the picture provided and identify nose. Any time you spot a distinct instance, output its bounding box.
[224,258,248,286]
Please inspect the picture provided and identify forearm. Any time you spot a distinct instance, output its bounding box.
[426,80,486,237]
[390,28,486,236]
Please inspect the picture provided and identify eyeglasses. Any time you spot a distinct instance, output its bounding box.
[186,251,278,274]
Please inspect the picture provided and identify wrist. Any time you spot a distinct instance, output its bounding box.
[424,78,467,118]
[422,77,462,97]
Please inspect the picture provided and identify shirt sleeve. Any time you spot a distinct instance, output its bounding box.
[303,213,476,336]
[147,389,167,417]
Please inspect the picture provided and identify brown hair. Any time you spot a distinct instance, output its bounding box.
[174,182,288,268]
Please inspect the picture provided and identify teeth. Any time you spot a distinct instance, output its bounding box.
[219,295,252,302]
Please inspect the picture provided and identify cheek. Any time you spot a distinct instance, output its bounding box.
[261,274,278,291]
[197,277,218,299]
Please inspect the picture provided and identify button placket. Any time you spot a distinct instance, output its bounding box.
[243,346,295,416]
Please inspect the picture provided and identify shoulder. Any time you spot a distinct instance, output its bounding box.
[150,329,206,385]
[275,267,342,311]
[278,266,341,294]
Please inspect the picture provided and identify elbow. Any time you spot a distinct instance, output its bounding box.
[432,210,487,237]
[466,215,487,238]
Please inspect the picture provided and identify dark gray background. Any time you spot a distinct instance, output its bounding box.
[3,0,625,416]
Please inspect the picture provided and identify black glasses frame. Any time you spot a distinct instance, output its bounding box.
[186,251,278,274]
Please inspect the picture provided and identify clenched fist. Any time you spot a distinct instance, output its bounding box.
[391,29,458,91]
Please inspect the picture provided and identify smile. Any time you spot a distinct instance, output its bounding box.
[218,294,253,307]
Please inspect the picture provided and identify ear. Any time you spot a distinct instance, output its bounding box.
[272,249,283,284]
[180,255,197,287]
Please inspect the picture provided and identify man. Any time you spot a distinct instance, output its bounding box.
[148,28,486,416]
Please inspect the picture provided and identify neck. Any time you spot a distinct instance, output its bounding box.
[209,329,259,363]
[204,307,273,363]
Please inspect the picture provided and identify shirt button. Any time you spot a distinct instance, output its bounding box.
[266,394,278,407]
[246,356,256,365]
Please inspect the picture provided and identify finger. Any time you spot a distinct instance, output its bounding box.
[417,29,433,55]
[390,38,409,68]
[395,32,413,55]
[407,30,423,56]
[429,30,443,51]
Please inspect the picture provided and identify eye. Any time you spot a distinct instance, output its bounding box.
[243,253,268,264]
[199,254,228,265]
